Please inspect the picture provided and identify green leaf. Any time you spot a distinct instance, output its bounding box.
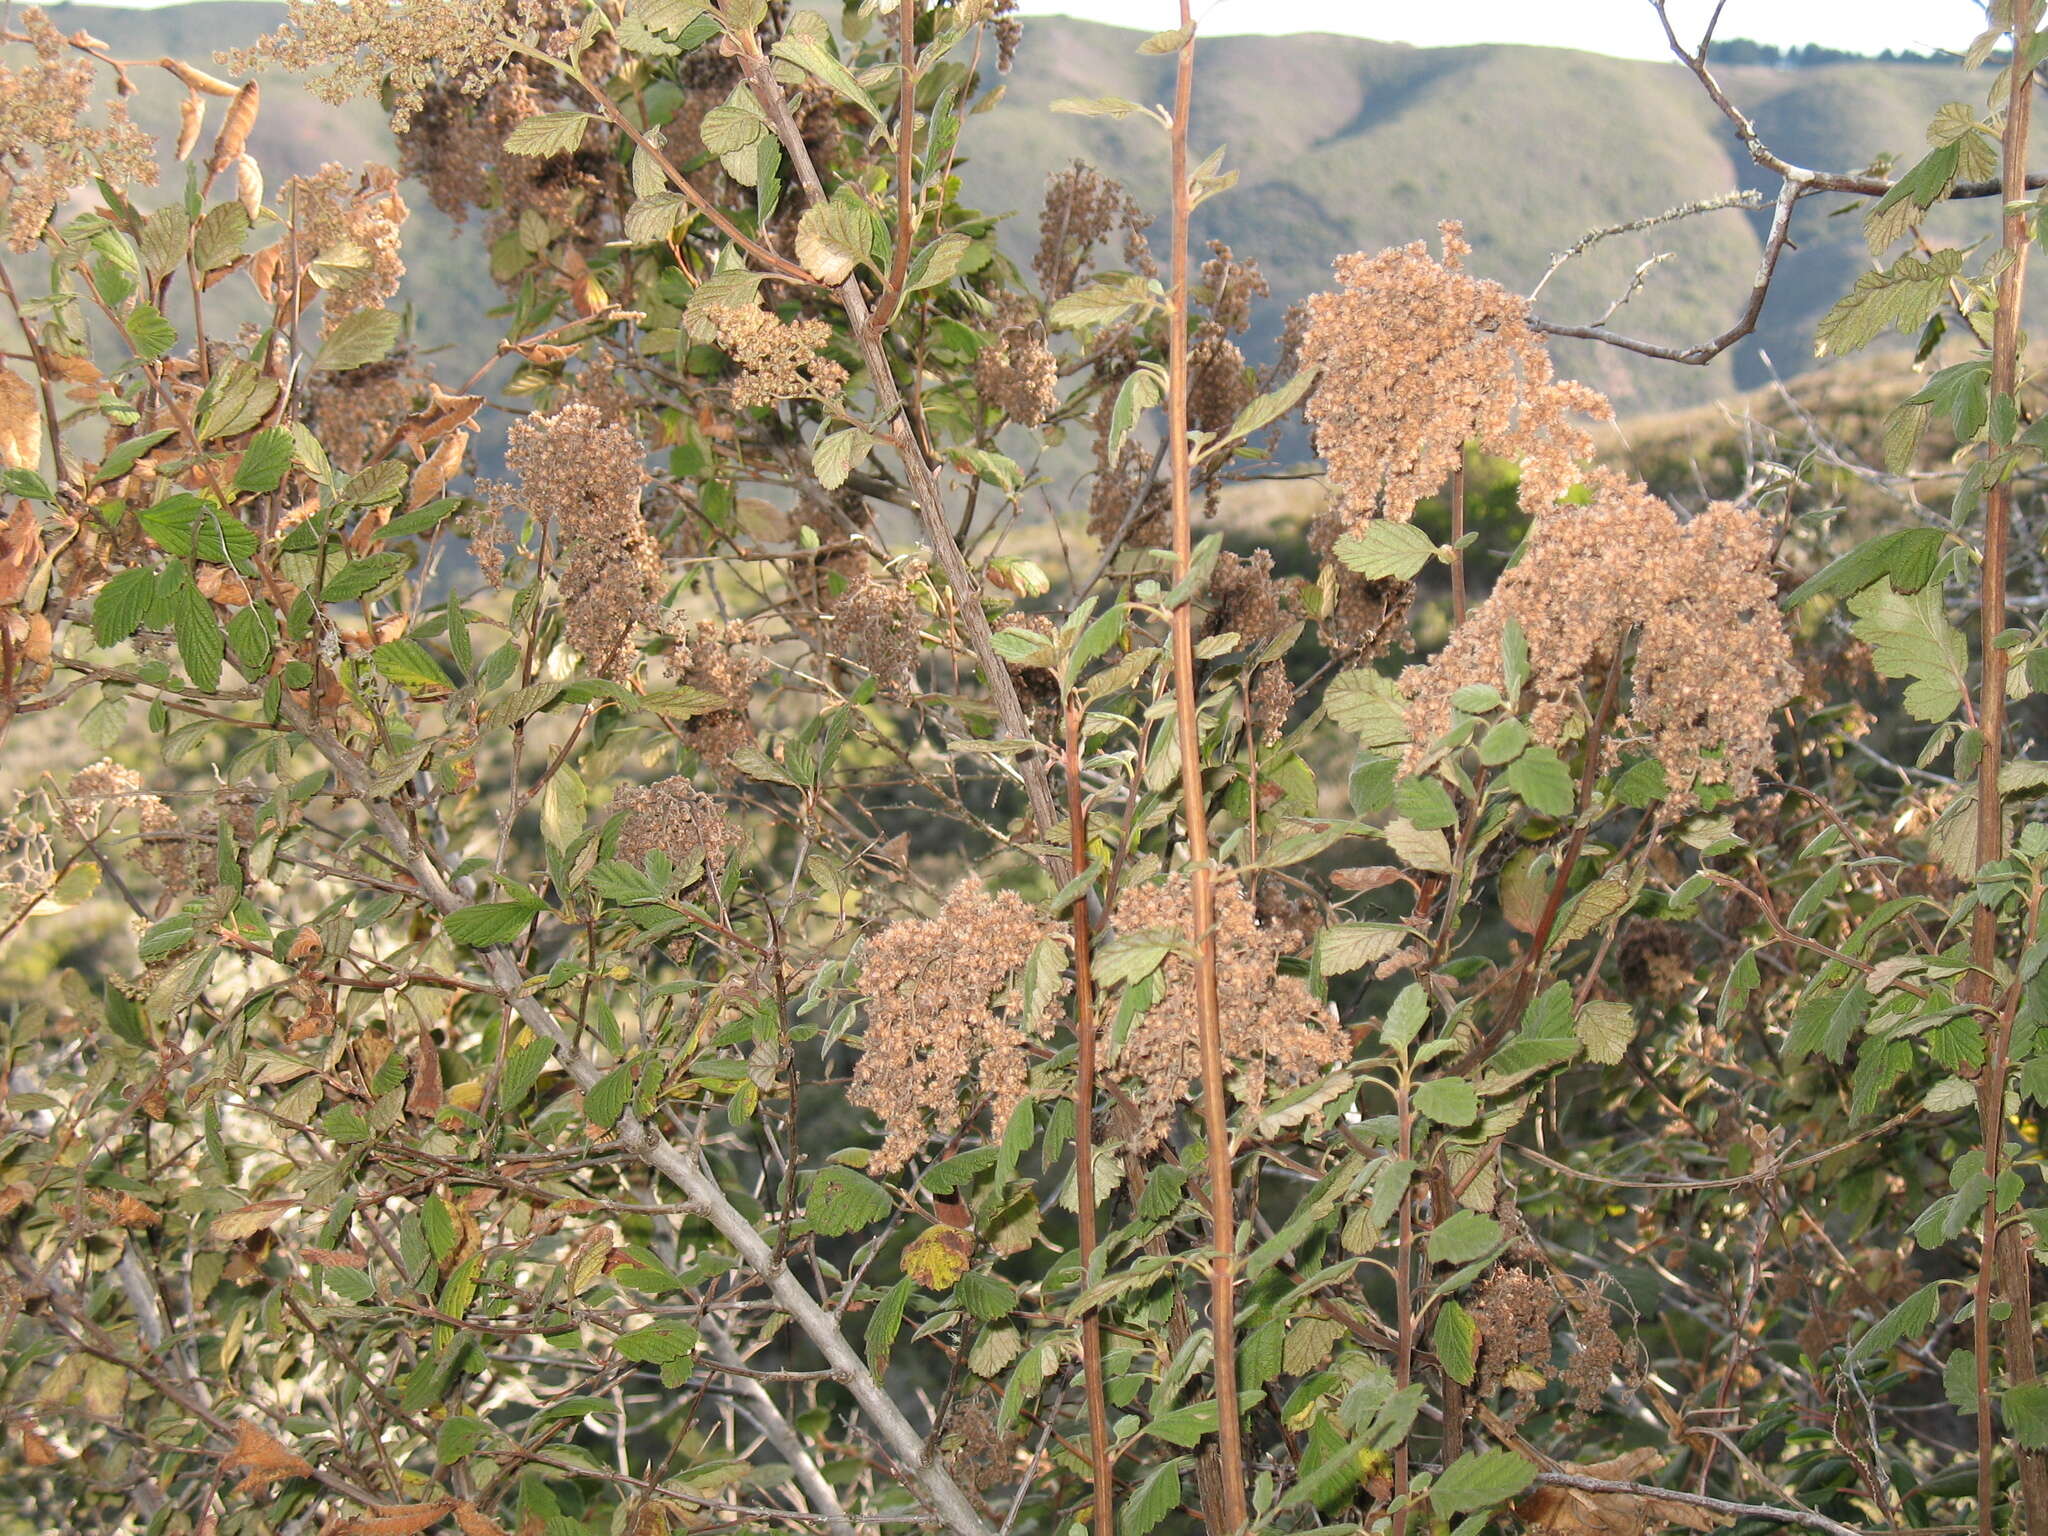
[1119,1457,1187,1536]
[139,495,257,564]
[1414,1077,1479,1128]
[232,429,294,497]
[2006,1382,2048,1450]
[1782,526,1945,610]
[1430,1448,1536,1517]
[126,303,177,360]
[904,232,974,294]
[1145,1400,1217,1448]
[1316,922,1407,976]
[1815,248,1965,357]
[1864,140,1960,253]
[1508,746,1575,818]
[954,1270,1016,1322]
[226,604,272,672]
[195,362,280,440]
[1425,1210,1502,1267]
[1332,520,1435,580]
[1845,1281,1939,1368]
[371,638,449,692]
[1108,366,1164,458]
[92,567,156,647]
[314,308,402,373]
[1435,1299,1478,1386]
[437,1413,489,1464]
[615,1320,699,1364]
[92,428,177,486]
[812,427,875,491]
[503,110,592,157]
[443,899,543,947]
[807,1166,892,1236]
[864,1274,912,1372]
[167,578,224,691]
[1219,367,1316,449]
[1574,1000,1635,1065]
[770,33,882,120]
[1050,96,1146,119]
[322,552,409,602]
[1849,577,1969,722]
[583,1065,631,1129]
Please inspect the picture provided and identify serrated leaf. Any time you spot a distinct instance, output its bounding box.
[795,198,871,285]
[623,192,690,245]
[314,308,401,372]
[503,110,591,157]
[126,303,177,360]
[233,427,294,494]
[443,899,543,947]
[1425,1210,1502,1266]
[1120,1457,1186,1536]
[904,232,973,294]
[1508,746,1575,818]
[1435,1299,1478,1386]
[811,426,875,490]
[583,1064,631,1128]
[807,1166,891,1236]
[92,567,156,647]
[1333,520,1435,580]
[1430,1449,1536,1517]
[1783,526,1944,610]
[770,33,881,120]
[1574,1000,1635,1065]
[1816,248,1964,357]
[1414,1077,1478,1128]
[371,638,449,692]
[1316,922,1407,976]
[1849,577,1969,722]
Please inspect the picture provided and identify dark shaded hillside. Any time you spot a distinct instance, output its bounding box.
[16,3,1989,410]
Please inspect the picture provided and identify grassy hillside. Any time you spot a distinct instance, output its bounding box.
[13,3,1983,410]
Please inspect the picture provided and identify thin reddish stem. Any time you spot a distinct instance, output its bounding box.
[1064,700,1116,1536]
[1163,6,1248,1526]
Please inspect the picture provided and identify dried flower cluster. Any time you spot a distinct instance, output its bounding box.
[62,759,197,892]
[275,163,409,333]
[1298,222,1610,524]
[829,567,923,694]
[400,64,622,239]
[849,880,1063,1173]
[666,619,767,767]
[502,403,660,678]
[1106,876,1347,1150]
[1035,162,1154,300]
[2,9,157,251]
[975,295,1059,428]
[225,0,543,130]
[1400,472,1796,802]
[1205,549,1297,739]
[707,305,848,411]
[613,776,739,878]
[303,350,430,468]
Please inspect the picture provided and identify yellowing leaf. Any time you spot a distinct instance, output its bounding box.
[901,1224,973,1290]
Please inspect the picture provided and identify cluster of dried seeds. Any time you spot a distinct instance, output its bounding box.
[1105,875,1347,1152]
[849,880,1064,1174]
[1297,222,1610,525]
[1399,472,1795,804]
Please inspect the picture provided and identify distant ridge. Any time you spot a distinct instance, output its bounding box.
[16,4,1994,411]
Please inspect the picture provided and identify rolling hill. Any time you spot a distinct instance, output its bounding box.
[11,3,1992,412]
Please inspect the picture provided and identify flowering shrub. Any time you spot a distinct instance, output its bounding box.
[3,4,2048,1536]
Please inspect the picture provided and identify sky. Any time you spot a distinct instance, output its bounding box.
[1018,1,1992,60]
